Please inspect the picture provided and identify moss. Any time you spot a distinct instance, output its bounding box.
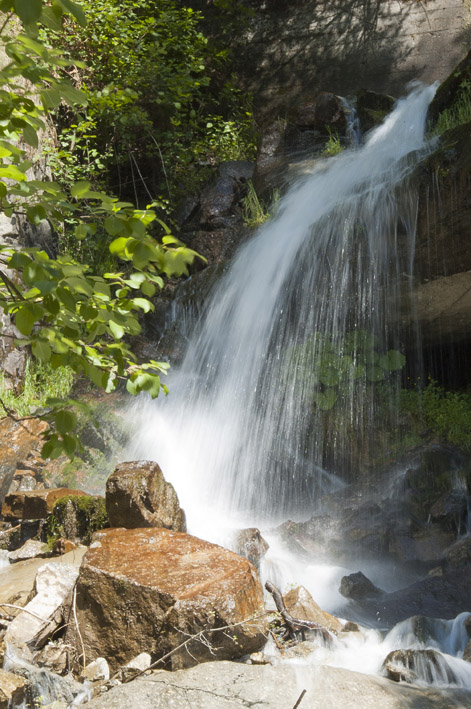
[44,494,108,546]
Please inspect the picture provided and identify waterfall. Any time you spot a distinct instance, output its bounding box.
[128,83,436,538]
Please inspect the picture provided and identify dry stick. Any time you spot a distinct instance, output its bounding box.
[122,613,267,684]
[292,689,307,709]
[0,523,21,536]
[73,584,86,672]
[265,581,333,643]
[0,602,50,622]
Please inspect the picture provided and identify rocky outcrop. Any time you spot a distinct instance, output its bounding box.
[0,668,28,708]
[339,572,384,601]
[84,660,471,708]
[105,461,186,532]
[68,527,267,671]
[2,487,88,521]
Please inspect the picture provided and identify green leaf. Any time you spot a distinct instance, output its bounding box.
[131,297,153,313]
[54,409,77,435]
[141,280,156,297]
[22,124,38,149]
[109,320,124,339]
[32,339,52,362]
[314,389,338,411]
[40,88,62,110]
[58,0,87,26]
[56,81,87,107]
[70,180,91,198]
[0,165,27,181]
[14,0,42,24]
[40,6,63,32]
[379,350,406,372]
[15,305,37,335]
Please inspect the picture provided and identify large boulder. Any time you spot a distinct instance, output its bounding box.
[83,661,471,709]
[67,527,267,671]
[105,461,186,531]
[2,488,88,521]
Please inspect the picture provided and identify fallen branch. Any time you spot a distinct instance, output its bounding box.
[265,581,333,644]
[0,523,21,536]
[0,602,49,622]
[293,689,307,709]
[73,584,86,672]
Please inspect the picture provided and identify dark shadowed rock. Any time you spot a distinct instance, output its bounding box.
[356,89,395,132]
[293,92,345,131]
[445,537,471,567]
[105,460,186,532]
[382,648,458,685]
[67,527,267,671]
[339,571,384,600]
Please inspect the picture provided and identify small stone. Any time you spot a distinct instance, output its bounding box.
[125,652,151,672]
[342,621,360,632]
[81,658,110,683]
[8,540,49,563]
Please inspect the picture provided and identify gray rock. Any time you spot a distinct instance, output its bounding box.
[382,648,458,686]
[84,661,471,708]
[7,540,49,563]
[339,571,384,600]
[234,527,269,567]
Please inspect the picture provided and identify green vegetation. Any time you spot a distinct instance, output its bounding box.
[45,494,108,546]
[0,0,206,460]
[242,181,279,228]
[321,128,343,157]
[291,330,406,411]
[431,80,471,135]
[41,0,257,220]
[401,380,471,450]
[0,359,74,417]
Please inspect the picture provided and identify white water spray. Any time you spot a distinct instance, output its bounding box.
[128,83,436,536]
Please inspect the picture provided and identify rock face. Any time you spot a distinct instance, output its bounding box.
[2,488,88,521]
[84,660,471,709]
[105,461,186,532]
[68,527,267,671]
[283,585,342,634]
[0,668,28,709]
[382,648,458,685]
[339,572,385,601]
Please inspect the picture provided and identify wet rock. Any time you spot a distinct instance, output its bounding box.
[252,119,288,197]
[445,537,471,567]
[7,539,49,563]
[234,527,269,567]
[356,89,395,133]
[10,666,86,708]
[429,490,469,531]
[428,47,471,127]
[67,527,267,671]
[5,561,79,659]
[46,494,108,545]
[382,648,458,685]
[185,227,248,268]
[0,418,48,507]
[198,161,253,230]
[282,641,318,660]
[35,642,70,675]
[293,92,345,131]
[2,488,88,521]
[342,621,360,632]
[105,461,186,532]
[0,668,28,708]
[283,585,342,634]
[339,571,384,601]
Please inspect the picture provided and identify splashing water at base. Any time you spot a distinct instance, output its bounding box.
[124,83,471,688]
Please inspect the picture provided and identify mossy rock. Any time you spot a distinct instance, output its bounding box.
[428,48,471,128]
[44,494,108,546]
[356,89,395,133]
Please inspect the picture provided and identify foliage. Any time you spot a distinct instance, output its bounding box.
[400,380,471,449]
[41,0,257,213]
[321,127,343,157]
[431,80,471,135]
[44,493,108,546]
[292,330,406,411]
[242,181,279,228]
[0,358,74,417]
[0,0,202,460]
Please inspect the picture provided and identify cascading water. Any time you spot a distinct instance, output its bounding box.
[125,83,471,690]
[128,83,435,532]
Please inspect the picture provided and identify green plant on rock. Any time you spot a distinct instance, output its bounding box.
[45,494,108,546]
[321,127,343,157]
[242,181,279,228]
[291,330,406,411]
[431,79,471,136]
[0,0,203,460]
[0,358,74,417]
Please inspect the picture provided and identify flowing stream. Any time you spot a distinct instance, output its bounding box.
[127,84,471,688]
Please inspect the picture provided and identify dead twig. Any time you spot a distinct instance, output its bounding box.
[292,689,307,709]
[0,523,21,536]
[73,584,86,672]
[0,602,49,622]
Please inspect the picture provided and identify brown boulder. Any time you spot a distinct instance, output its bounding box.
[283,585,342,634]
[2,488,88,521]
[105,461,186,531]
[68,527,267,671]
[0,668,28,708]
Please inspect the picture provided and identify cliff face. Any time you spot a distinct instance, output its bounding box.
[197,0,469,117]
